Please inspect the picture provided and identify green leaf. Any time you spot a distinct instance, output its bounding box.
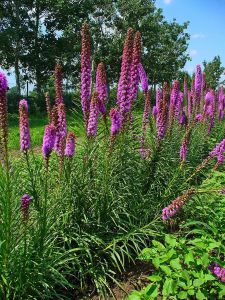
[204,274,216,281]
[165,234,177,247]
[126,291,142,300]
[152,257,160,269]
[146,283,159,299]
[149,274,162,282]
[178,291,188,299]
[160,265,172,275]
[139,248,157,260]
[152,240,165,251]
[162,278,175,297]
[188,289,195,296]
[196,289,206,300]
[170,258,182,270]
[184,251,194,265]
[193,278,204,287]
[200,253,209,267]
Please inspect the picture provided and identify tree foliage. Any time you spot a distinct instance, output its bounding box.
[203,56,225,89]
[0,0,190,94]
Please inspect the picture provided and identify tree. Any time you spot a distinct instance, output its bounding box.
[203,56,225,89]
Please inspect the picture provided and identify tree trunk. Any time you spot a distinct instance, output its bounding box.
[15,56,21,96]
[35,0,41,99]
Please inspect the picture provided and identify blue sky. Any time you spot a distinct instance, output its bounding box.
[3,0,225,88]
[156,0,225,74]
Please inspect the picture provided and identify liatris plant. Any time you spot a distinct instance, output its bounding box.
[55,64,63,105]
[183,75,188,99]
[180,134,188,162]
[109,107,121,152]
[140,90,151,158]
[42,124,56,160]
[137,63,148,93]
[203,89,214,120]
[117,28,134,126]
[110,107,121,136]
[209,263,225,282]
[81,22,91,128]
[152,106,158,121]
[96,62,107,117]
[54,103,67,155]
[208,91,216,134]
[210,139,225,165]
[87,92,99,137]
[65,132,76,158]
[188,91,193,121]
[194,64,202,114]
[218,86,224,121]
[168,80,180,130]
[0,72,8,158]
[21,194,32,221]
[180,110,187,127]
[45,92,52,123]
[19,99,31,152]
[162,189,195,221]
[129,31,141,103]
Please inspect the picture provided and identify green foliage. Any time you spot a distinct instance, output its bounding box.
[203,56,225,89]
[0,0,190,93]
[127,233,225,300]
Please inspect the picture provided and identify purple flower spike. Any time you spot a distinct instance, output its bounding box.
[96,62,108,115]
[195,65,202,98]
[195,113,203,122]
[42,124,56,158]
[19,99,31,152]
[81,23,91,128]
[209,262,225,282]
[162,189,195,221]
[117,28,134,126]
[54,103,67,155]
[210,139,225,165]
[137,63,148,93]
[0,72,8,149]
[110,107,121,136]
[21,194,31,220]
[129,31,141,103]
[180,111,186,127]
[65,132,76,157]
[87,92,99,137]
[152,105,158,117]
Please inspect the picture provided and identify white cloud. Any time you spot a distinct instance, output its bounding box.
[191,33,206,39]
[189,49,198,57]
[163,0,173,4]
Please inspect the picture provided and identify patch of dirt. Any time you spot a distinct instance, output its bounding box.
[84,260,153,300]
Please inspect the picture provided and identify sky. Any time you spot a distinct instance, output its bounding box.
[156,0,225,74]
[2,0,225,88]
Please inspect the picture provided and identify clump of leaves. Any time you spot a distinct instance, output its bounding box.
[127,234,225,299]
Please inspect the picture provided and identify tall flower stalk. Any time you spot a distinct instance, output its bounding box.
[109,107,121,152]
[140,90,151,158]
[19,99,31,152]
[129,31,141,104]
[117,28,134,126]
[45,92,52,123]
[81,22,91,129]
[96,62,108,128]
[194,64,202,114]
[87,92,99,138]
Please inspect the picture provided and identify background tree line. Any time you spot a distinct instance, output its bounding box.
[0,0,224,113]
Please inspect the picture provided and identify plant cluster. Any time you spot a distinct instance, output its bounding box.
[0,23,224,299]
